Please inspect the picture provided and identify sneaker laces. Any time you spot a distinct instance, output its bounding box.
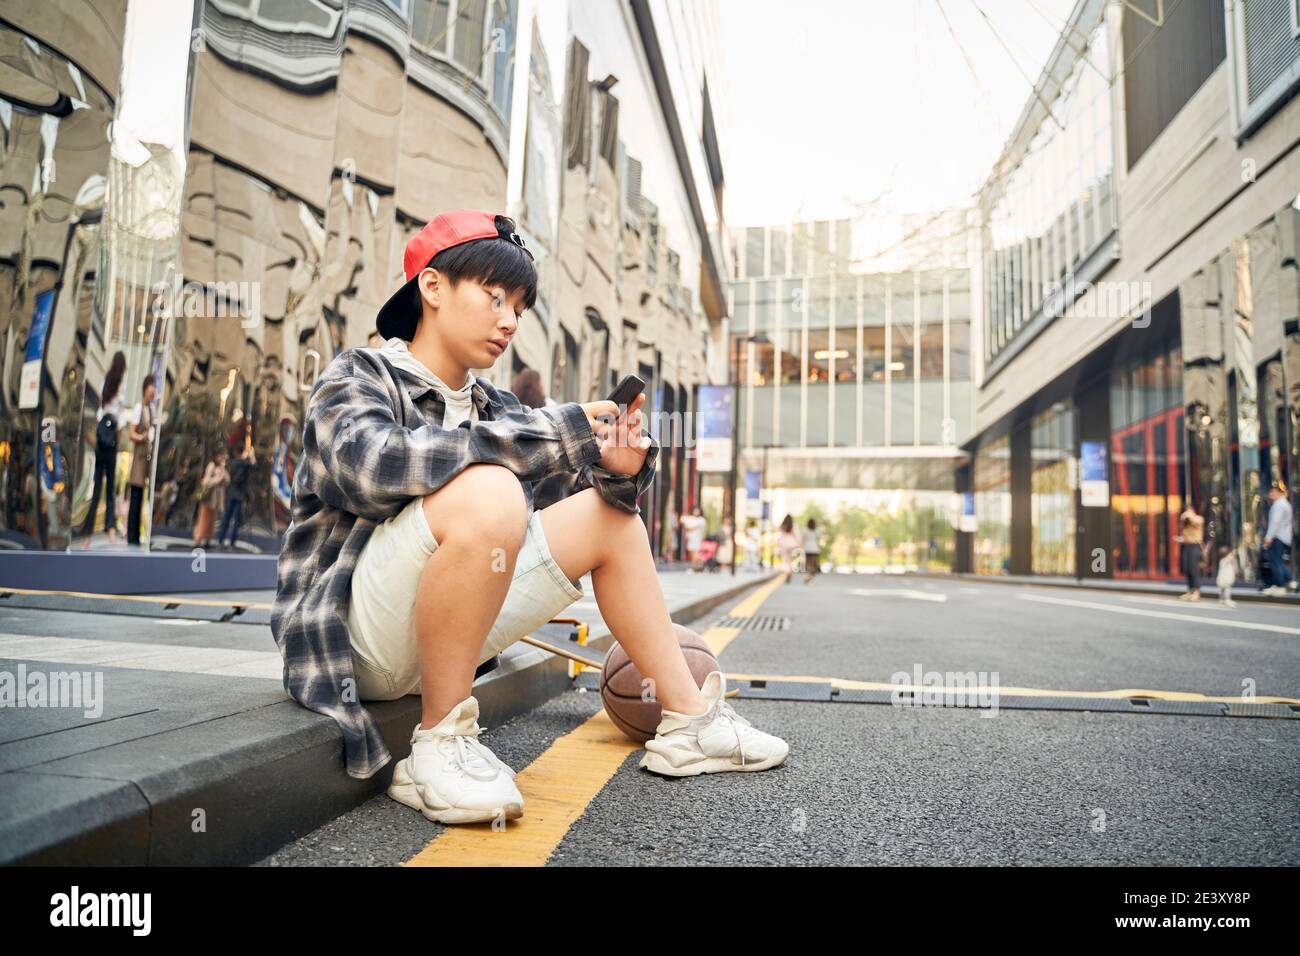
[711,700,755,767]
[415,725,513,782]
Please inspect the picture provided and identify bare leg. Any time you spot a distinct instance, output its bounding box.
[540,488,709,717]
[415,464,528,728]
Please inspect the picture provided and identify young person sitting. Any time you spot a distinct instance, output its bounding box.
[271,210,788,825]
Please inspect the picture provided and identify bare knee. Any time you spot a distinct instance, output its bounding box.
[421,463,528,549]
[592,494,651,557]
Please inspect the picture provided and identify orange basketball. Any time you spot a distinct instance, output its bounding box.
[599,623,720,743]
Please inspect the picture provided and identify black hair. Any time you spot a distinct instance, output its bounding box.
[102,350,126,408]
[412,215,537,320]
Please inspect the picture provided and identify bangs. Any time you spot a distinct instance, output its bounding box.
[428,237,539,311]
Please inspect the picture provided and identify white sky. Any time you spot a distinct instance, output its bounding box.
[718,0,1080,254]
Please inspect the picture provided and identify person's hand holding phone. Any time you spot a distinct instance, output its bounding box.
[578,391,651,476]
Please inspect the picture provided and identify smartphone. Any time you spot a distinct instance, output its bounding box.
[607,373,646,408]
[598,374,645,427]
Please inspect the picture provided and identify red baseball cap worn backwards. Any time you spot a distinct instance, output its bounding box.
[376,209,530,341]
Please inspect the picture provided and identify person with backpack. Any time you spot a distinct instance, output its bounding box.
[80,350,127,549]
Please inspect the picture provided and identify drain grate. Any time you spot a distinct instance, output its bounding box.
[714,615,791,631]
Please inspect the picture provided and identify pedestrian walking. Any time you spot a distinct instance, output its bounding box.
[777,513,799,581]
[1174,505,1205,601]
[802,517,823,583]
[1216,544,1237,607]
[125,375,157,546]
[681,505,706,571]
[1260,482,1295,595]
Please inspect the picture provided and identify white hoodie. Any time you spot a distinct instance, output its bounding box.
[380,336,479,428]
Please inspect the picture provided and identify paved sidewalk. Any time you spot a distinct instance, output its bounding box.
[0,568,778,865]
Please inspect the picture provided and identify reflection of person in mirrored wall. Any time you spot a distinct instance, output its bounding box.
[38,418,67,546]
[218,445,257,551]
[125,375,157,547]
[80,350,127,549]
[193,449,229,550]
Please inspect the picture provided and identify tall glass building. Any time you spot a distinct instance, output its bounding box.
[725,218,975,571]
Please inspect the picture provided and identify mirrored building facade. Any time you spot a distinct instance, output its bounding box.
[960,0,1300,583]
[0,0,729,588]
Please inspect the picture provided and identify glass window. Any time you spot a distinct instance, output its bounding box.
[949,320,971,380]
[807,329,832,383]
[811,220,829,274]
[412,0,451,51]
[835,326,857,383]
[770,229,787,276]
[890,283,914,381]
[808,276,830,330]
[1031,403,1076,575]
[920,271,944,322]
[835,219,852,271]
[835,275,858,328]
[919,324,945,379]
[974,435,1012,574]
[863,327,886,382]
[745,227,765,278]
[753,279,777,333]
[453,0,486,76]
[791,225,807,275]
[775,324,801,386]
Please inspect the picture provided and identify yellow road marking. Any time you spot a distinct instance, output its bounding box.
[720,672,1300,706]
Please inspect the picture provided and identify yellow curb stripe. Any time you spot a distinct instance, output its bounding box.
[403,575,785,866]
[0,586,272,610]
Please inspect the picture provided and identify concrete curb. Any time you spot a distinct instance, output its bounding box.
[4,571,780,866]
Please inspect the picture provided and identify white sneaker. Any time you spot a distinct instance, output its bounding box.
[1262,585,1286,596]
[386,696,524,825]
[639,671,789,777]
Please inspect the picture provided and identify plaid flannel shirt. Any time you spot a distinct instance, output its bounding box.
[271,345,659,778]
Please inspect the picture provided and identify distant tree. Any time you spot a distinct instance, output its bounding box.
[834,504,871,570]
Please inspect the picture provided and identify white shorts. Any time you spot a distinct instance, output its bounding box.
[345,495,583,701]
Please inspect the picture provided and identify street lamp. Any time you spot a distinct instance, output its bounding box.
[728,332,769,575]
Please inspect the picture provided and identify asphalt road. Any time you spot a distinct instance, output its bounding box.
[256,574,1300,866]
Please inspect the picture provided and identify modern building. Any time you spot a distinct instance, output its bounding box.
[0,0,729,590]
[725,217,976,571]
[959,0,1300,584]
